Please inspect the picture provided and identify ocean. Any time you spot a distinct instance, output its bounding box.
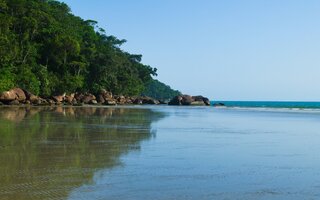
[212,101,320,110]
[1,105,320,200]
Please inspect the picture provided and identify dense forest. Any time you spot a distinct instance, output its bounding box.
[142,79,181,100]
[0,0,180,99]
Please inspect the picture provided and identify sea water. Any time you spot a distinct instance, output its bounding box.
[212,101,320,110]
[0,105,320,200]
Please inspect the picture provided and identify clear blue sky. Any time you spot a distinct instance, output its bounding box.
[60,0,320,101]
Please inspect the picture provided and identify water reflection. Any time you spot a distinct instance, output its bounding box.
[0,106,164,200]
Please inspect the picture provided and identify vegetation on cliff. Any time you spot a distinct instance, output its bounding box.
[0,0,178,99]
[143,79,181,100]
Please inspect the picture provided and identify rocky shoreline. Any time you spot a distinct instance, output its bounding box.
[0,88,211,106]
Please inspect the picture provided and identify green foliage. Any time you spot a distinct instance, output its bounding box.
[16,66,40,95]
[0,0,173,96]
[142,79,181,100]
[0,67,15,92]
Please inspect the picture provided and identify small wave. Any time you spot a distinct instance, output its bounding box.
[214,106,320,113]
[211,101,320,113]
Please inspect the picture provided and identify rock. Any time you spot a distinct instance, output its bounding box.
[141,97,160,105]
[125,98,133,104]
[47,99,56,105]
[71,98,78,105]
[30,96,41,104]
[159,99,169,104]
[203,97,210,106]
[82,94,96,104]
[0,90,17,102]
[190,101,205,106]
[168,96,183,105]
[12,88,26,101]
[8,100,20,105]
[169,94,210,106]
[213,102,225,107]
[39,99,49,106]
[89,100,98,104]
[133,98,143,105]
[32,99,42,105]
[52,95,65,103]
[97,95,105,104]
[23,90,43,105]
[181,95,193,105]
[193,96,203,101]
[23,90,40,103]
[0,88,27,102]
[104,99,117,106]
[193,95,211,106]
[73,102,84,107]
[116,95,126,105]
[74,93,84,102]
[64,95,74,104]
[100,89,113,99]
[33,98,49,106]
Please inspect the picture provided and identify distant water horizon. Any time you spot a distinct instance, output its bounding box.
[211,101,320,110]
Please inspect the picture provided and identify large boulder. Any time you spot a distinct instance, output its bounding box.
[64,95,74,105]
[116,95,126,105]
[100,89,113,99]
[8,100,20,105]
[168,96,183,105]
[193,95,211,106]
[12,88,26,101]
[0,91,17,102]
[74,93,84,102]
[181,95,193,105]
[169,94,211,106]
[202,97,210,106]
[82,94,96,104]
[23,90,39,102]
[213,102,225,107]
[97,95,105,104]
[141,97,160,105]
[133,98,143,105]
[52,95,65,103]
[104,99,117,106]
[89,100,98,105]
[23,90,45,105]
[125,97,133,104]
[0,88,26,102]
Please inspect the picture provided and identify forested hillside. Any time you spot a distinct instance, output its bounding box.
[0,0,178,98]
[143,79,181,100]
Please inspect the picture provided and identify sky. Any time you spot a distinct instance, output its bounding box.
[60,0,320,101]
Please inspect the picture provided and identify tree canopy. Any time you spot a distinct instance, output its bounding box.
[0,0,174,97]
[143,79,181,100]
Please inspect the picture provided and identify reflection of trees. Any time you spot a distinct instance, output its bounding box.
[0,106,164,200]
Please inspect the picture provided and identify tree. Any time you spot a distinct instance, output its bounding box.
[0,0,177,97]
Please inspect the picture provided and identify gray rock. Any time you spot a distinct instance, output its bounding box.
[104,100,117,106]
[8,100,20,105]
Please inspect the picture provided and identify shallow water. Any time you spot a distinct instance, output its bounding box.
[1,106,320,200]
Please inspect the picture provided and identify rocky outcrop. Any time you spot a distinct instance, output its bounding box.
[212,102,225,107]
[104,99,117,106]
[0,88,26,102]
[0,88,210,107]
[82,94,96,104]
[13,88,26,101]
[169,95,211,106]
[52,95,65,104]
[0,91,16,102]
[64,94,75,105]
[132,96,160,105]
